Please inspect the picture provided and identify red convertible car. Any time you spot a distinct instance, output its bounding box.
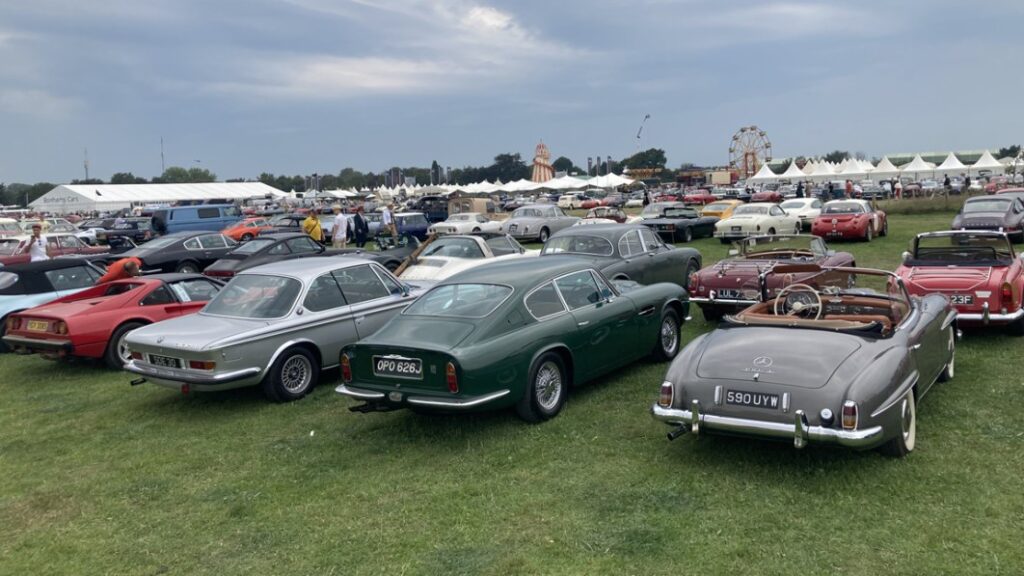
[688,234,854,321]
[895,230,1023,333]
[811,199,888,241]
[750,190,783,203]
[682,190,717,205]
[2,273,223,368]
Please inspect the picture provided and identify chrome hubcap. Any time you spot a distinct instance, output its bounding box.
[117,333,131,363]
[281,355,312,392]
[661,317,678,355]
[900,394,916,450]
[535,361,562,411]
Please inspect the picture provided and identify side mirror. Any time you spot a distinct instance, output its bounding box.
[902,251,911,263]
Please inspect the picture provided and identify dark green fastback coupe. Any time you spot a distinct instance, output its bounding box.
[336,257,689,422]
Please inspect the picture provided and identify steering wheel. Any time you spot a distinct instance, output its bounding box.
[773,283,823,319]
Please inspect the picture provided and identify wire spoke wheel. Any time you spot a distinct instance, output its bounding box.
[534,361,563,411]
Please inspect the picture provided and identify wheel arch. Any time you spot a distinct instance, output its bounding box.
[264,339,325,374]
[529,344,575,387]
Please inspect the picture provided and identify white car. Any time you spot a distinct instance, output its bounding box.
[779,198,823,229]
[557,193,587,210]
[428,212,502,235]
[714,202,801,243]
[398,234,539,283]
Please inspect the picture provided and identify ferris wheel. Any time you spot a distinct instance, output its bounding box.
[728,126,772,179]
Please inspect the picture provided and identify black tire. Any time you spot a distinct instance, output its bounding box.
[938,330,955,381]
[684,259,700,291]
[384,260,400,272]
[472,227,481,233]
[702,307,724,322]
[241,233,254,241]
[262,347,319,402]
[515,352,567,423]
[880,219,889,237]
[105,321,144,369]
[768,227,776,235]
[682,227,693,243]
[651,309,681,361]
[176,261,200,274]
[0,315,11,353]
[879,390,916,458]
[539,228,550,243]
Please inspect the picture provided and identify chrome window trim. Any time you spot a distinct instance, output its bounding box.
[523,281,569,321]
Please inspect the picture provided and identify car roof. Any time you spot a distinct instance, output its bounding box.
[1,259,100,273]
[156,231,220,239]
[254,232,310,240]
[240,256,375,278]
[518,204,557,210]
[549,224,644,240]
[440,255,593,289]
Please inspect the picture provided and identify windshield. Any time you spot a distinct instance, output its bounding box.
[204,274,302,318]
[114,220,149,230]
[448,214,472,222]
[404,283,512,318]
[822,202,866,215]
[511,208,542,218]
[704,202,732,211]
[733,205,768,215]
[913,234,1014,264]
[231,238,276,255]
[421,238,485,259]
[663,208,697,218]
[0,238,21,256]
[740,235,824,258]
[541,235,614,257]
[963,199,1011,214]
[780,200,808,210]
[641,203,675,217]
[0,222,21,234]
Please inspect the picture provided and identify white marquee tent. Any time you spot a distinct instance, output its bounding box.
[935,152,966,176]
[747,163,778,183]
[30,182,285,215]
[899,155,935,179]
[778,160,807,180]
[808,161,837,182]
[970,150,1005,175]
[586,173,634,188]
[871,156,900,179]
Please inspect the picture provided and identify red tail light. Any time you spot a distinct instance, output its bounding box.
[842,401,858,430]
[131,351,143,360]
[688,273,699,291]
[1001,282,1015,310]
[340,353,352,383]
[6,316,20,331]
[658,381,673,408]
[446,361,458,394]
[188,360,216,370]
[54,321,68,335]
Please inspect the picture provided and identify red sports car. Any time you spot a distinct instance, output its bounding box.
[2,274,223,368]
[750,190,783,203]
[222,217,275,242]
[895,230,1023,333]
[811,199,888,241]
[688,234,854,321]
[682,190,717,205]
[579,199,601,210]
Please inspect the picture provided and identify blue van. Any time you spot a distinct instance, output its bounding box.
[151,204,242,234]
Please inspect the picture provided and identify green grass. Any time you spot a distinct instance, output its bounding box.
[3,210,1023,575]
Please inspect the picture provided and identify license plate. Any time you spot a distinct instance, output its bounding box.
[731,226,742,232]
[716,289,742,299]
[949,294,974,305]
[149,354,182,368]
[726,390,780,410]
[27,320,49,332]
[373,355,423,380]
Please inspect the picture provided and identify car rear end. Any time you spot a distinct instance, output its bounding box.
[3,313,75,358]
[904,267,1021,327]
[812,213,868,240]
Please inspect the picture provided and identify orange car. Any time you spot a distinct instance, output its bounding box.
[701,199,743,219]
[222,217,274,242]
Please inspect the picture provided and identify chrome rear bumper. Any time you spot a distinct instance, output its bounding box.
[651,399,884,449]
[335,384,510,409]
[955,302,1024,325]
[690,297,758,306]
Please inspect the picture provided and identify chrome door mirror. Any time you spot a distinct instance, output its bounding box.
[901,251,911,263]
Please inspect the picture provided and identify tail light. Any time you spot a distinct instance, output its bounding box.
[340,353,352,383]
[130,351,142,360]
[188,360,216,370]
[6,316,20,331]
[842,401,858,430]
[688,273,699,291]
[446,361,458,394]
[1001,282,1015,310]
[658,381,674,408]
[54,321,68,335]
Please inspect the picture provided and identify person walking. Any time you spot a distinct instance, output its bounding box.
[302,211,324,244]
[943,174,952,196]
[964,174,972,195]
[352,207,369,248]
[96,257,142,284]
[827,181,835,200]
[330,205,349,249]
[642,191,650,207]
[22,223,52,262]
[894,179,903,200]
[844,179,853,199]
[381,203,397,237]
[795,181,804,198]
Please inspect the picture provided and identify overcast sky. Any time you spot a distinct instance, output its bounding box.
[1,0,1022,183]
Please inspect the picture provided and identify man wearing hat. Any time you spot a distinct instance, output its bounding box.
[22,223,52,262]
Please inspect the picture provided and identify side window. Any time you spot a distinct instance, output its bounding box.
[303,274,347,312]
[44,266,98,291]
[141,285,175,306]
[485,236,514,256]
[373,266,405,295]
[554,271,601,310]
[770,206,783,216]
[638,228,663,252]
[183,238,201,250]
[46,236,60,247]
[618,230,642,257]
[58,236,82,249]
[286,237,320,254]
[199,235,228,249]
[811,200,821,209]
[267,242,290,255]
[170,279,221,302]
[591,271,614,299]
[197,207,220,219]
[525,282,566,319]
[332,264,390,304]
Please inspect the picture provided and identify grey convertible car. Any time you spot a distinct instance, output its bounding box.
[541,224,701,290]
[124,258,425,402]
[497,204,580,243]
[652,265,956,457]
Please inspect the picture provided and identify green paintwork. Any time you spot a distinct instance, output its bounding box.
[341,256,689,414]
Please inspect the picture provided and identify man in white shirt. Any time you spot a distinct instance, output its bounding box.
[331,205,349,249]
[24,223,51,261]
[381,203,397,237]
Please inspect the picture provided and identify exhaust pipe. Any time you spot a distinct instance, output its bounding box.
[667,426,688,441]
[130,378,147,386]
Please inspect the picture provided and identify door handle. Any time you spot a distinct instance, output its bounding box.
[577,320,590,327]
[356,316,365,324]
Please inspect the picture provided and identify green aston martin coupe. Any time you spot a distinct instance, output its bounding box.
[336,257,689,422]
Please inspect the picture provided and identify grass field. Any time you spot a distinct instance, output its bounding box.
[3,210,1023,575]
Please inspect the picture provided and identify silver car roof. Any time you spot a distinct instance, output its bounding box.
[238,256,380,280]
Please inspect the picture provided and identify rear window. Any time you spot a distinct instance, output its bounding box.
[404,284,512,318]
[542,235,614,257]
[44,266,99,291]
